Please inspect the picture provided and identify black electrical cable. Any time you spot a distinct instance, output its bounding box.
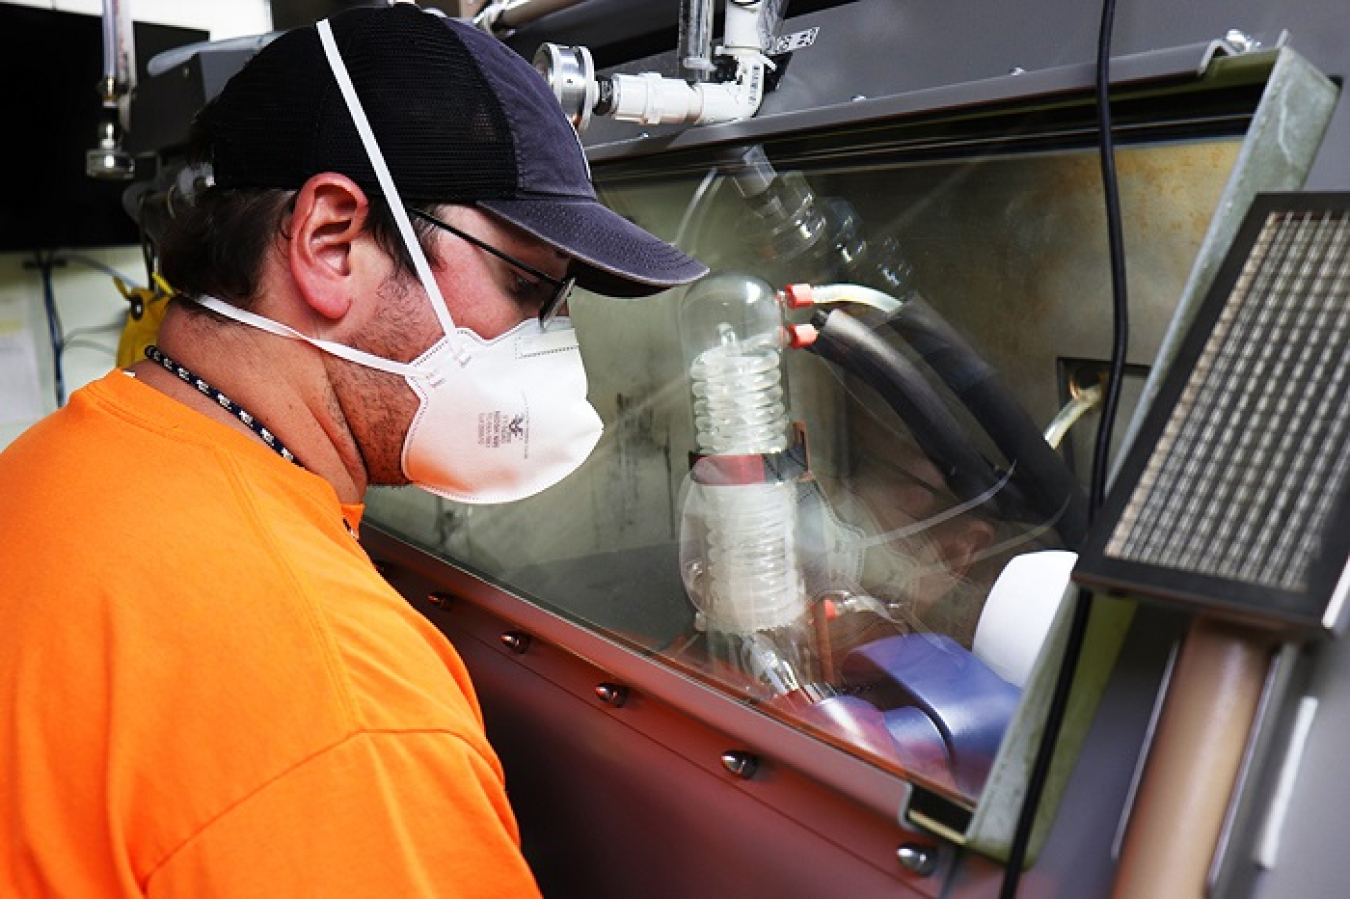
[997,0,1126,895]
[34,251,67,408]
[1088,44,1131,518]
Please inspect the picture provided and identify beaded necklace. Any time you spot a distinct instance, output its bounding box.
[144,345,303,468]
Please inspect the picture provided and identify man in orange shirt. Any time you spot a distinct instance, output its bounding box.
[0,4,704,896]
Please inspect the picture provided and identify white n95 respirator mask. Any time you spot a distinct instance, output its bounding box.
[394,317,603,504]
[191,299,603,506]
[187,17,605,505]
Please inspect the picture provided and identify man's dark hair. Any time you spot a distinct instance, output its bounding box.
[156,183,440,307]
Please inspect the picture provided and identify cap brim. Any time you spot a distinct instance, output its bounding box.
[478,197,708,298]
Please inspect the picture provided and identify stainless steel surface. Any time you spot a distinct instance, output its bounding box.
[532,42,596,130]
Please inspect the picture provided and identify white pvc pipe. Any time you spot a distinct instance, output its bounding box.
[722,0,763,51]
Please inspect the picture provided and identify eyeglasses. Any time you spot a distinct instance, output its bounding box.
[408,207,574,325]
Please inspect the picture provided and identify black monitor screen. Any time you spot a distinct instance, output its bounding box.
[0,7,206,251]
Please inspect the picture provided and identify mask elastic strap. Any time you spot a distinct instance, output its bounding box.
[194,295,429,379]
[315,16,461,346]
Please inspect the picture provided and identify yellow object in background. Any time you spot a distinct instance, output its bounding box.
[115,273,175,369]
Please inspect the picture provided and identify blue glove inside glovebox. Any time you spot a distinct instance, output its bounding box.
[840,633,1022,796]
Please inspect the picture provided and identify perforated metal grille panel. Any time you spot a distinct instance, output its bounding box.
[1107,206,1350,588]
[1076,194,1350,634]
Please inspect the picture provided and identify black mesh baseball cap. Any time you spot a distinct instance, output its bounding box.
[195,3,706,297]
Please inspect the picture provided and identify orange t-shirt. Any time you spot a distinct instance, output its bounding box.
[0,371,541,898]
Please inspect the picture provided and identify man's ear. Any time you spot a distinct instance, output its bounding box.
[288,173,370,320]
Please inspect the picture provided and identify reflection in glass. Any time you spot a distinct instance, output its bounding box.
[365,135,1238,804]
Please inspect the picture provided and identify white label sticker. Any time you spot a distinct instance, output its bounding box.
[773,27,820,55]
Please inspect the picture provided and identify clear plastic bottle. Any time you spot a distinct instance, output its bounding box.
[678,274,817,695]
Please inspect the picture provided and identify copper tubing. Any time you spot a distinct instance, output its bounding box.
[1112,616,1275,899]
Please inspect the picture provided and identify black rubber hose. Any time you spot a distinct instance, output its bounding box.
[805,308,1013,513]
[887,296,1089,546]
[999,0,1121,892]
